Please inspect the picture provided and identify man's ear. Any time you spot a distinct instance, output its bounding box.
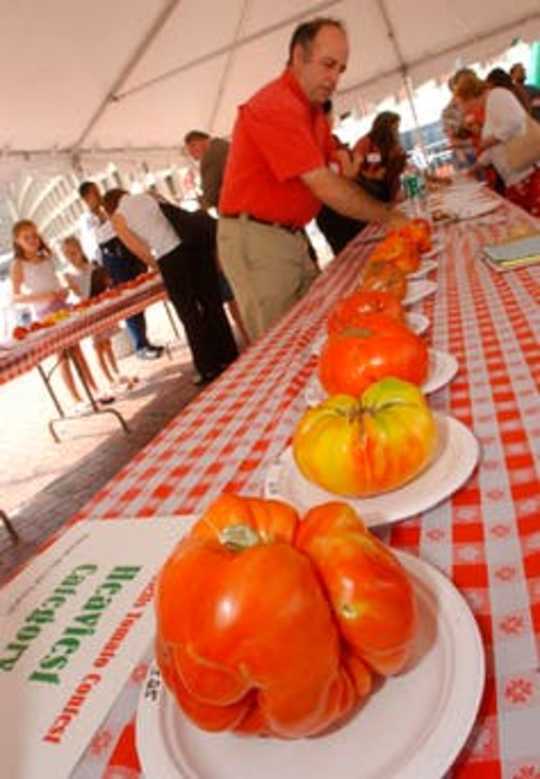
[291,42,308,67]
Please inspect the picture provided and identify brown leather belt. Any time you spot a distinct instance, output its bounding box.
[222,213,303,235]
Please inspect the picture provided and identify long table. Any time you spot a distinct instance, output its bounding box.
[0,275,167,386]
[6,192,540,778]
[0,275,170,537]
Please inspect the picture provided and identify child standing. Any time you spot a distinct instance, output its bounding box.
[10,220,107,412]
[62,236,138,392]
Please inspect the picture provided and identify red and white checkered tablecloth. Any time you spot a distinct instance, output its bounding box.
[12,194,540,778]
[0,276,167,385]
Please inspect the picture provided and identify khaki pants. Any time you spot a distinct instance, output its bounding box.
[217,215,318,341]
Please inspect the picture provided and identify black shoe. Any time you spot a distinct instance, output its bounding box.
[192,370,220,386]
[136,347,161,361]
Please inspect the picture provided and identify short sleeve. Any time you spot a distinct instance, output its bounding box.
[242,103,326,182]
[485,89,526,141]
[352,135,371,158]
[200,143,228,208]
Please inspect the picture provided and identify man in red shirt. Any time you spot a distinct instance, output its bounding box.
[218,17,406,340]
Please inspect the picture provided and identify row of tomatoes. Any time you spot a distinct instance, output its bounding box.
[294,219,437,498]
[153,221,441,740]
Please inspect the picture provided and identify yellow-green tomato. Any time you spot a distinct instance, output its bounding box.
[293,378,437,497]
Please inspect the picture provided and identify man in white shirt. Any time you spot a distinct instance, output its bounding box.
[103,189,238,384]
[79,182,163,361]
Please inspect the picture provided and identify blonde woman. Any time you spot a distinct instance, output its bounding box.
[455,72,540,216]
[10,220,111,410]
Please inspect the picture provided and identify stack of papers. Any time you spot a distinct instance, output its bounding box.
[482,233,540,272]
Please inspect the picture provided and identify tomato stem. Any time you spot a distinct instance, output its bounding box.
[220,525,261,552]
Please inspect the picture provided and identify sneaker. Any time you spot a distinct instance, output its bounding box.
[136,347,161,361]
[72,400,92,416]
[145,344,164,357]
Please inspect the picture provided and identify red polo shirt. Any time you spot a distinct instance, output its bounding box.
[219,69,335,227]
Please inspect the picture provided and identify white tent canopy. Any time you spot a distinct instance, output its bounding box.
[1,0,540,184]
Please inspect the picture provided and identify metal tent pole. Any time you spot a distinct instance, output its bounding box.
[376,0,429,163]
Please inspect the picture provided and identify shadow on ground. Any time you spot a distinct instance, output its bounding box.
[0,356,199,584]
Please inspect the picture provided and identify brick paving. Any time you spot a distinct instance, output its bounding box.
[0,301,207,583]
[0,235,331,585]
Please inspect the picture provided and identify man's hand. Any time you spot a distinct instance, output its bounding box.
[334,148,361,180]
[384,209,409,232]
[303,167,401,225]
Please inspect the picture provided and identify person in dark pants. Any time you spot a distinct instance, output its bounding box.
[313,99,368,256]
[79,181,163,361]
[103,189,238,385]
[184,130,251,345]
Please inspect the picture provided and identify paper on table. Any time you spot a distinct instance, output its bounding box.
[0,517,195,779]
[483,234,540,271]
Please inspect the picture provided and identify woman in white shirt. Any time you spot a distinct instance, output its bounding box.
[10,220,105,410]
[103,189,238,385]
[455,72,540,217]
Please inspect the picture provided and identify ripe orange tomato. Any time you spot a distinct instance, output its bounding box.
[402,218,432,253]
[327,290,404,335]
[155,494,416,738]
[369,232,420,273]
[296,503,416,675]
[359,262,407,300]
[319,313,428,397]
[12,326,29,340]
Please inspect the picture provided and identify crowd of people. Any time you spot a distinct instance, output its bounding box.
[442,62,540,215]
[9,16,540,410]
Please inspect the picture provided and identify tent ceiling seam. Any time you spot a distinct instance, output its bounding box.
[207,0,251,134]
[113,0,342,102]
[71,0,182,152]
[337,10,540,99]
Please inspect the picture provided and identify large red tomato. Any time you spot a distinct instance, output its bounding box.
[293,377,437,496]
[12,326,29,340]
[369,232,420,273]
[327,290,403,335]
[401,218,432,253]
[296,503,416,675]
[319,313,428,396]
[155,494,416,738]
[359,261,408,300]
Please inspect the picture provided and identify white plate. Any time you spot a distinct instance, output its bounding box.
[405,312,430,335]
[408,259,438,279]
[423,349,459,393]
[265,414,479,526]
[309,333,326,355]
[136,551,485,779]
[456,200,502,221]
[305,349,457,405]
[403,280,437,306]
[422,239,444,259]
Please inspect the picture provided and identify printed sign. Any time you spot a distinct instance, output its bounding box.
[0,517,195,779]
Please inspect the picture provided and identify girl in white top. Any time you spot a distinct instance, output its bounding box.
[63,236,137,392]
[10,220,103,410]
[455,73,540,217]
